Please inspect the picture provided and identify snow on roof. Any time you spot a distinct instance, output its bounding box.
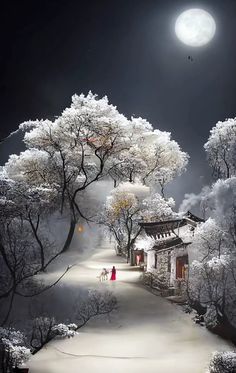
[185,211,205,223]
[139,211,204,238]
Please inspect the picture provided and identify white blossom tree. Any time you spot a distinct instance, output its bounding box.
[141,193,176,222]
[108,124,188,195]
[187,181,236,340]
[185,116,236,343]
[102,182,149,261]
[4,93,188,253]
[102,183,176,263]
[204,118,236,179]
[4,93,132,252]
[140,130,188,195]
[205,177,236,246]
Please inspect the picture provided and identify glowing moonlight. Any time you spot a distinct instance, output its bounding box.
[175,9,216,47]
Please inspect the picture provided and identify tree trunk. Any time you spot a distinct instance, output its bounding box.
[126,245,130,263]
[126,244,135,265]
[61,218,76,253]
[130,247,135,266]
[209,313,236,345]
[28,215,45,271]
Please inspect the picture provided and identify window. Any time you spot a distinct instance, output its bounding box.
[167,251,171,272]
[154,253,158,269]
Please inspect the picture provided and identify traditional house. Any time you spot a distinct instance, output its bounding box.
[135,212,204,291]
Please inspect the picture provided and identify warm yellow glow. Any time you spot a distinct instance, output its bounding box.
[77,224,84,233]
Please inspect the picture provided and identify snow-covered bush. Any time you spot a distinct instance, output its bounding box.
[30,317,78,353]
[142,271,169,291]
[52,323,78,338]
[208,351,236,372]
[0,328,31,372]
[204,306,219,330]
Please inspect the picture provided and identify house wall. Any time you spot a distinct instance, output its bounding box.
[147,251,155,272]
[143,217,201,291]
[147,250,171,285]
[147,244,191,287]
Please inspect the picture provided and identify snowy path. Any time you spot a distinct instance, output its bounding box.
[28,242,231,373]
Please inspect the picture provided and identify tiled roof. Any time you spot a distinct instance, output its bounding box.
[139,219,186,238]
[153,237,183,251]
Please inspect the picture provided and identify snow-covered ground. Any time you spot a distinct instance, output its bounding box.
[28,240,232,373]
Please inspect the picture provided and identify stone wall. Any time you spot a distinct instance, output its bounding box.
[147,250,171,285]
[156,250,171,284]
[147,245,190,287]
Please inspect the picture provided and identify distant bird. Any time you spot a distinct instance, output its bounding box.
[188,55,194,62]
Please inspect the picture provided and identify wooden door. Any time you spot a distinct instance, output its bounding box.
[176,255,188,279]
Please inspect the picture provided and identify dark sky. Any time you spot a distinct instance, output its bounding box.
[0,0,236,205]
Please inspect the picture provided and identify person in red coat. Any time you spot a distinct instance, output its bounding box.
[110,266,116,281]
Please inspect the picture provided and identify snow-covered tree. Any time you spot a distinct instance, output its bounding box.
[102,183,176,263]
[176,115,236,344]
[139,130,188,194]
[29,290,117,353]
[29,317,78,353]
[74,289,117,328]
[5,93,132,252]
[204,177,236,246]
[142,193,176,222]
[103,182,149,261]
[204,118,236,179]
[4,92,188,252]
[189,218,226,261]
[0,217,71,325]
[189,254,231,322]
[0,173,59,271]
[109,124,188,195]
[187,181,236,338]
[0,328,31,372]
[0,171,73,325]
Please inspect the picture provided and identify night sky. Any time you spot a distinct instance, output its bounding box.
[1,0,236,205]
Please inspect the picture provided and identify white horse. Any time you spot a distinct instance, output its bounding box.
[97,268,109,282]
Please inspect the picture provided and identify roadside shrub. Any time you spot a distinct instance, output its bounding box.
[208,351,236,372]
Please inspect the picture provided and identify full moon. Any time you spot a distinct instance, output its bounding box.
[175,9,216,47]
